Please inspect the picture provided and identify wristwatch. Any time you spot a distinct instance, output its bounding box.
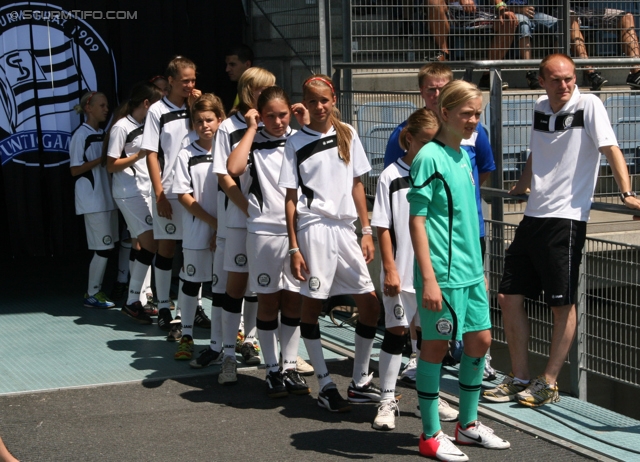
[620,191,637,202]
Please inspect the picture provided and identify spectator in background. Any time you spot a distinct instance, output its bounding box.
[570,5,640,90]
[507,0,559,89]
[425,0,517,89]
[225,44,254,108]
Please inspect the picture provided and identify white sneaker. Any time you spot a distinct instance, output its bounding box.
[399,354,417,387]
[372,399,399,431]
[438,397,459,421]
[218,355,237,385]
[419,431,468,461]
[295,356,314,376]
[483,353,497,381]
[455,421,510,449]
[415,397,459,422]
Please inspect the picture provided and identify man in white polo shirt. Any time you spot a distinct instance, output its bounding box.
[484,53,640,407]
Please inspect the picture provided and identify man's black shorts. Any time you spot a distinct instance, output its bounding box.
[499,216,587,306]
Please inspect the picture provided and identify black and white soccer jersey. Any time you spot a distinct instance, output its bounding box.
[527,87,618,222]
[140,96,190,198]
[173,141,218,250]
[107,115,150,199]
[371,158,414,292]
[69,123,115,215]
[245,127,295,235]
[212,112,252,236]
[279,124,371,229]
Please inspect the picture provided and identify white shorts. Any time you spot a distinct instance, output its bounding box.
[247,233,300,294]
[115,196,153,238]
[224,227,248,273]
[181,248,214,283]
[298,222,375,299]
[84,211,118,250]
[382,289,420,329]
[211,236,229,294]
[152,195,183,240]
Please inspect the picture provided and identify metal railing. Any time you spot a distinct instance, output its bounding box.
[483,188,640,399]
[347,0,640,64]
[252,0,332,75]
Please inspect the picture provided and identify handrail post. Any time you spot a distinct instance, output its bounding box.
[319,0,332,76]
[570,243,588,400]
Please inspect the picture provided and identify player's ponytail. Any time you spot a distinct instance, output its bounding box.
[302,75,351,165]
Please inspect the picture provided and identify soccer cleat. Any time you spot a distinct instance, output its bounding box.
[419,432,468,461]
[120,301,152,324]
[318,383,351,413]
[174,335,194,360]
[295,356,314,376]
[626,70,640,89]
[526,70,541,90]
[84,292,115,309]
[194,305,211,328]
[282,369,311,395]
[240,342,261,366]
[157,308,173,331]
[166,317,182,342]
[347,373,382,403]
[399,354,417,388]
[218,355,238,385]
[455,421,510,449]
[190,348,224,369]
[516,375,560,407]
[265,370,288,398]
[110,282,128,301]
[482,373,528,403]
[414,397,459,422]
[586,71,607,91]
[372,399,399,431]
[143,303,158,316]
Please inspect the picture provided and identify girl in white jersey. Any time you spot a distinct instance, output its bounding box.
[141,56,201,335]
[104,82,163,324]
[227,86,311,398]
[69,91,118,309]
[172,94,226,361]
[279,75,381,412]
[212,68,276,385]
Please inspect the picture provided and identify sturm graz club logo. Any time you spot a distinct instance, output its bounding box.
[165,223,176,234]
[145,215,153,225]
[257,273,270,287]
[234,254,247,267]
[186,264,196,277]
[102,235,112,245]
[0,3,116,167]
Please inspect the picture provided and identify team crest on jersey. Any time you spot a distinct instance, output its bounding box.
[211,274,218,286]
[308,277,321,292]
[435,318,453,336]
[563,115,574,129]
[393,304,404,320]
[0,3,117,166]
[145,215,153,225]
[102,235,112,245]
[165,223,176,234]
[235,254,247,267]
[258,273,270,287]
[186,264,196,277]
